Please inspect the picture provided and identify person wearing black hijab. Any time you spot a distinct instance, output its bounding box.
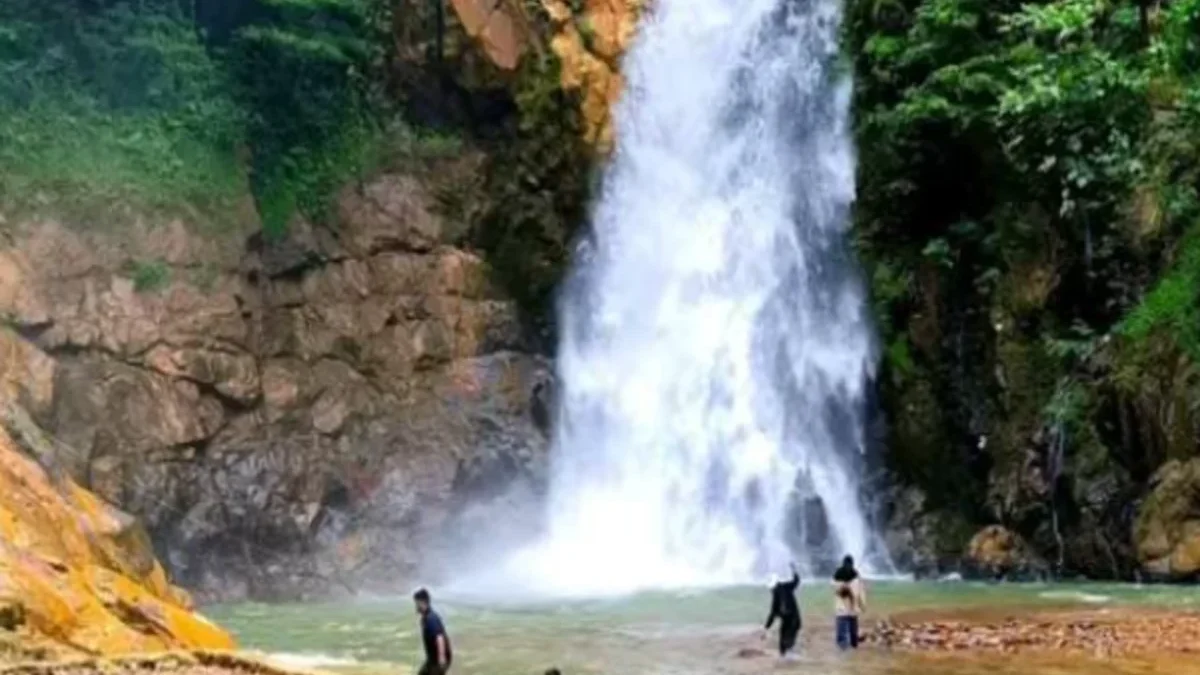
[763,562,802,658]
[832,555,866,649]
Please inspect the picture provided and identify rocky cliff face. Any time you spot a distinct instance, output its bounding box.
[0,394,234,658]
[447,0,643,153]
[0,169,551,602]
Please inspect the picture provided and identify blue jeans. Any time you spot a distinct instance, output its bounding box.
[835,615,859,649]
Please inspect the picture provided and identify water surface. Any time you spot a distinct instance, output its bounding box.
[208,582,1200,674]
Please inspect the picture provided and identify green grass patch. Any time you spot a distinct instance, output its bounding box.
[123,259,172,293]
[0,100,248,230]
[1120,222,1200,358]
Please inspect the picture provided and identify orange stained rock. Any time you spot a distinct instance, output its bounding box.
[0,423,235,657]
[446,0,645,153]
[449,0,530,70]
[542,0,644,153]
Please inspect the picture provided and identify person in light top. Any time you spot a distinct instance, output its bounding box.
[832,555,866,649]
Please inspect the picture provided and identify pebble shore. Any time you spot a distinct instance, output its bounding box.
[864,609,1200,656]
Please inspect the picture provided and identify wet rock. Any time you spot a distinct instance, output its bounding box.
[883,485,974,578]
[963,525,1047,580]
[540,0,643,152]
[1134,459,1200,581]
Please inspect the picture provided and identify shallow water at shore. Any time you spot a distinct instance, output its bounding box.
[206,582,1200,675]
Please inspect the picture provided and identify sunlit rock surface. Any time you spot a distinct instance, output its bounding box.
[447,0,644,152]
[1135,458,1200,580]
[0,402,234,658]
[540,0,643,152]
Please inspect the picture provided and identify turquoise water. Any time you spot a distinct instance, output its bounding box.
[206,582,1200,675]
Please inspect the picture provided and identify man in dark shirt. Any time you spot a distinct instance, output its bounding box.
[763,562,801,658]
[413,588,452,675]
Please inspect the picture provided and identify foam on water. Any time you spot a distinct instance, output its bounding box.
[479,0,886,597]
[1038,591,1112,604]
[263,652,361,669]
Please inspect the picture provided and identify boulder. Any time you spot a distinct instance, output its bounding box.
[450,0,531,70]
[963,525,1046,580]
[1134,458,1200,580]
[0,404,234,657]
[48,356,224,480]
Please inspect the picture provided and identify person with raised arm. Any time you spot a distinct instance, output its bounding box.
[763,562,802,658]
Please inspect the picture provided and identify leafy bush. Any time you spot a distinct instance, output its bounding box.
[0,0,244,224]
[475,52,594,326]
[231,0,389,237]
[1121,225,1200,358]
[0,0,392,235]
[847,0,1200,552]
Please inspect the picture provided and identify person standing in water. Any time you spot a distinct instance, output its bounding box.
[763,562,802,658]
[413,588,452,674]
[832,555,866,650]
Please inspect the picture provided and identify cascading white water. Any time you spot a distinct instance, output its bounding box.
[481,0,884,597]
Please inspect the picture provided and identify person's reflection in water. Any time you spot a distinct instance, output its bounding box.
[764,562,802,659]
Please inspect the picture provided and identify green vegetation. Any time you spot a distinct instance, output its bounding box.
[1121,223,1200,357]
[124,259,172,293]
[0,0,587,319]
[0,0,387,233]
[232,0,388,236]
[476,52,594,325]
[0,1,244,224]
[849,0,1200,574]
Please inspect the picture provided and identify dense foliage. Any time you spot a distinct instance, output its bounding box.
[0,0,244,222]
[0,0,387,233]
[0,0,590,320]
[848,0,1200,575]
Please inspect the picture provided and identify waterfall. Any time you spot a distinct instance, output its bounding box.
[480,0,883,597]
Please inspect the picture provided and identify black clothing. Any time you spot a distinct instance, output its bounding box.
[778,614,801,655]
[764,572,800,628]
[833,564,858,583]
[420,610,452,673]
[765,572,801,654]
